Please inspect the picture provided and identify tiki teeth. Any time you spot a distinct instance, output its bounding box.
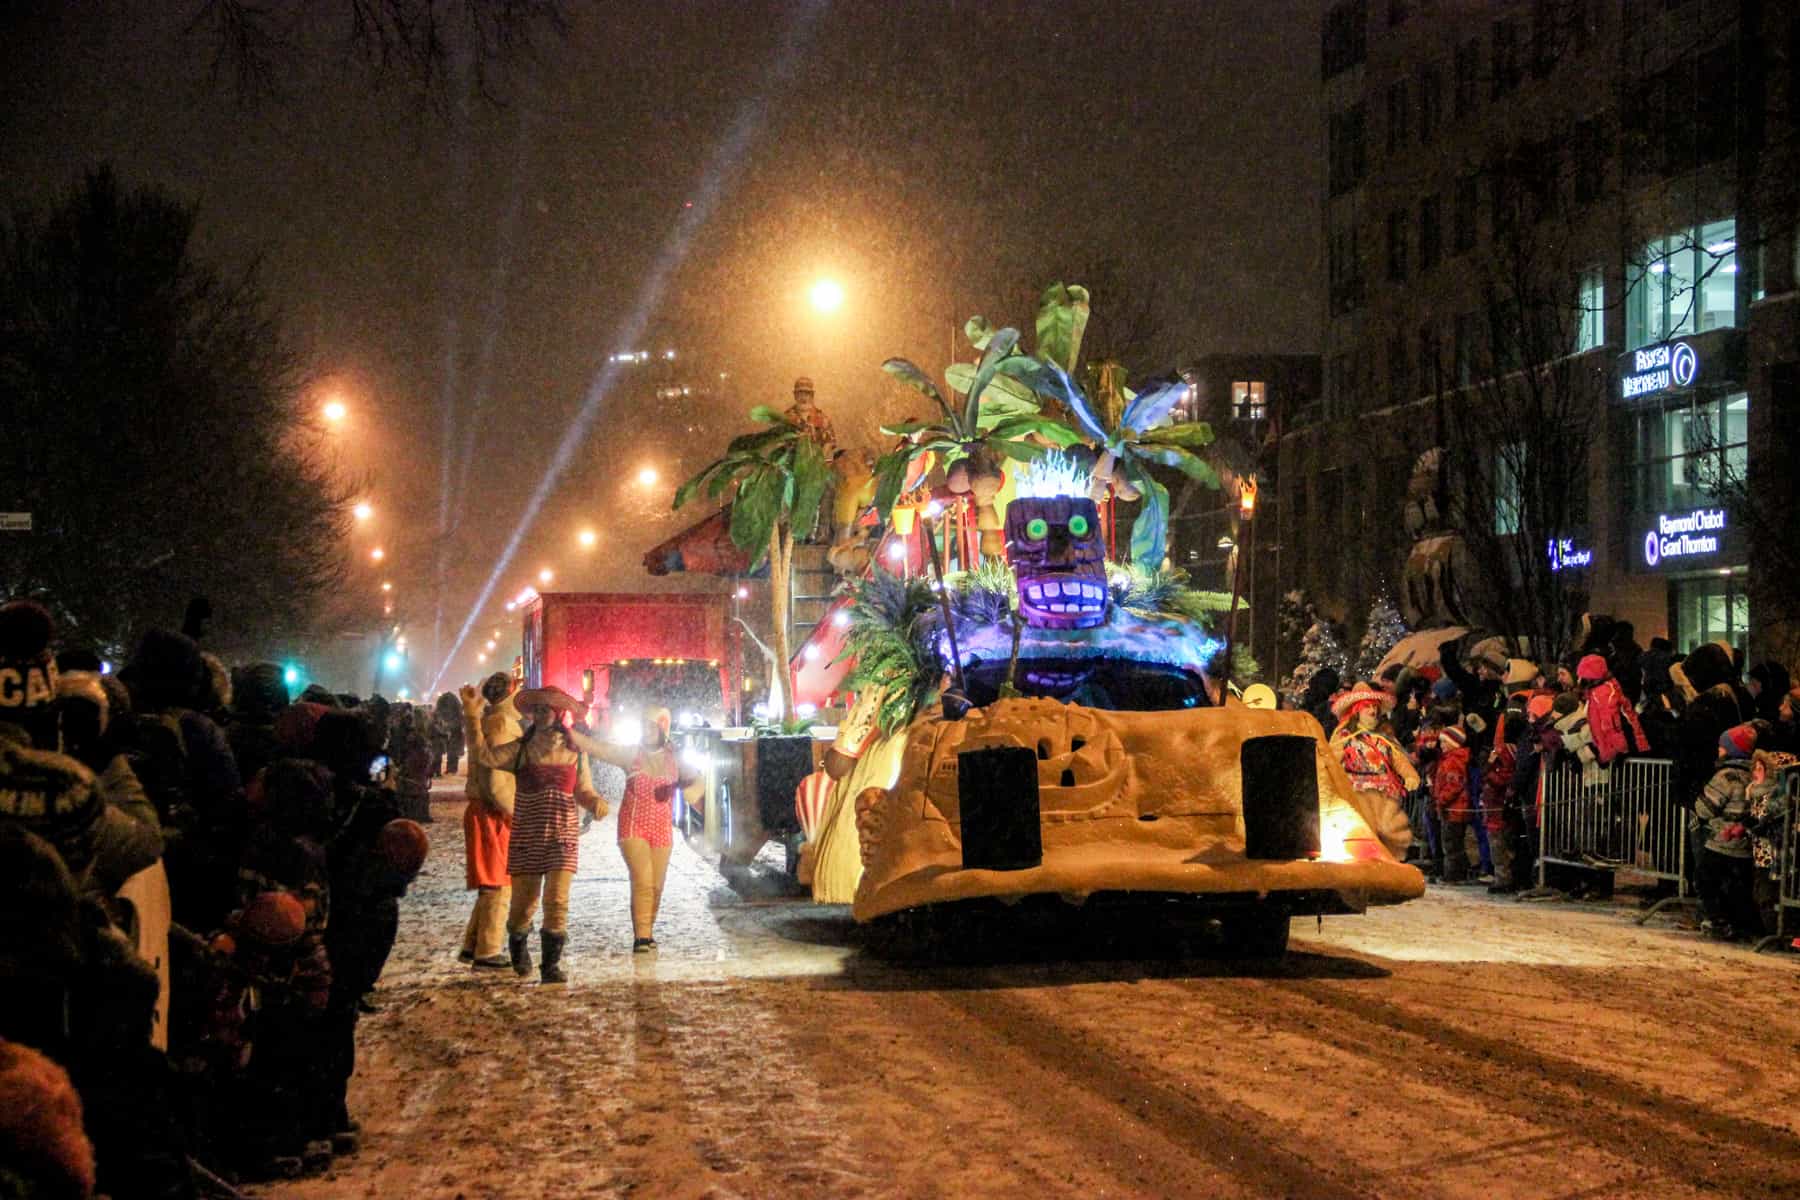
[1045,581,1062,597]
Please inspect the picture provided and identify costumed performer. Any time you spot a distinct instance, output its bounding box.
[577,707,700,953]
[458,672,518,969]
[460,683,608,984]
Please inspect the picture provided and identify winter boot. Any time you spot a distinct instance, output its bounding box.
[472,953,512,970]
[508,930,533,977]
[539,931,567,984]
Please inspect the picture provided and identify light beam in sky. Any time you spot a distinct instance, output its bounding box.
[427,0,830,691]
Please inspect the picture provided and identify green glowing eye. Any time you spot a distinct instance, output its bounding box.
[1026,518,1049,540]
[1068,514,1090,537]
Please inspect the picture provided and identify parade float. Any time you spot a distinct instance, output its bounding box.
[676,285,1424,950]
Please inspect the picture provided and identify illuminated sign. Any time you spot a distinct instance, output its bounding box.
[1641,507,1726,567]
[1547,538,1592,572]
[1620,341,1698,399]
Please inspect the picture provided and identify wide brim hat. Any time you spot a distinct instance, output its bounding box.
[1331,683,1394,721]
[512,685,584,715]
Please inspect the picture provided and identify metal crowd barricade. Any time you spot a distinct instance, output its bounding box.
[1535,756,1688,918]
[1753,768,1800,954]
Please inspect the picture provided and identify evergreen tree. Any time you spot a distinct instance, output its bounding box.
[1281,617,1351,707]
[1354,593,1410,679]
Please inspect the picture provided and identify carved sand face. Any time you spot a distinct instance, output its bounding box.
[919,701,1129,822]
[1006,496,1108,630]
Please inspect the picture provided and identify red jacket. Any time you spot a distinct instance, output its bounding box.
[1432,740,1475,821]
[1585,678,1646,765]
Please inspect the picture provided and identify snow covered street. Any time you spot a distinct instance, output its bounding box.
[260,779,1800,1199]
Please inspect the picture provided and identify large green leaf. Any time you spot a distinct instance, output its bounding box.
[728,467,782,562]
[989,439,1049,463]
[945,362,1040,414]
[964,326,1021,434]
[747,404,783,425]
[997,357,1106,443]
[1035,282,1091,373]
[1140,421,1215,450]
[1119,379,1187,435]
[788,438,831,543]
[725,425,796,456]
[872,449,915,516]
[1135,443,1221,487]
[1127,472,1171,567]
[964,315,996,351]
[984,414,1084,446]
[882,357,954,423]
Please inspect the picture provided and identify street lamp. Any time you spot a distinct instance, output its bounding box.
[353,502,373,522]
[636,466,659,487]
[381,581,392,592]
[370,547,385,562]
[322,397,348,424]
[810,278,845,314]
[538,567,554,586]
[578,528,597,548]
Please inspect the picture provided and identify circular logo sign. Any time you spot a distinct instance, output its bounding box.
[1671,341,1698,388]
[1643,530,1661,567]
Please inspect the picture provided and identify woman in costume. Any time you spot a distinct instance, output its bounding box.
[580,708,697,953]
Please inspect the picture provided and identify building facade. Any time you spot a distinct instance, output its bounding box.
[1164,353,1320,679]
[1284,0,1800,662]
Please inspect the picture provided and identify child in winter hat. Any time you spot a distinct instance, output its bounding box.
[1719,723,1759,761]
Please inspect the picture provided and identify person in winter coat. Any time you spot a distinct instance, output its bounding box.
[1299,666,1342,737]
[1479,696,1529,891]
[225,663,290,783]
[1576,654,1647,766]
[461,684,609,984]
[119,627,245,932]
[1748,661,1793,725]
[1773,688,1800,754]
[1745,749,1797,930]
[459,673,518,970]
[433,692,466,776]
[1605,622,1644,706]
[1669,642,1754,807]
[388,707,433,824]
[1694,723,1763,939]
[1439,636,1507,759]
[1506,692,1558,890]
[1431,721,1478,882]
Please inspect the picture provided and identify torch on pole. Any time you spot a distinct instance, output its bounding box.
[1217,479,1256,699]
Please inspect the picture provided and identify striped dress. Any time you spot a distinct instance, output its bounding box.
[507,761,582,875]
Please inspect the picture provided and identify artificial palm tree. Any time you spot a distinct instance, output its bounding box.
[673,406,830,723]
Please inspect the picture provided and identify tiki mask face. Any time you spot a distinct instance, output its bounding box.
[1006,496,1108,629]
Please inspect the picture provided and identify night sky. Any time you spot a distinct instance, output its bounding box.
[2,1,1321,685]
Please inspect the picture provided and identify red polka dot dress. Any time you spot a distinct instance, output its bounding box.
[616,752,678,847]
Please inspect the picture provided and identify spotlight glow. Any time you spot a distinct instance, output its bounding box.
[887,541,906,561]
[322,398,348,423]
[578,528,597,548]
[353,502,373,521]
[636,466,660,487]
[538,568,554,585]
[370,547,385,562]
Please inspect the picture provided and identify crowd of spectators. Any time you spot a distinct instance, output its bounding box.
[1319,618,1798,942]
[0,598,437,1198]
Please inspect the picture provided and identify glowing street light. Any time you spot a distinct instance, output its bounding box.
[322,397,348,424]
[477,653,487,664]
[380,581,392,592]
[538,568,554,585]
[636,465,659,487]
[370,547,385,562]
[810,278,845,313]
[352,502,373,522]
[485,640,497,652]
[577,528,598,548]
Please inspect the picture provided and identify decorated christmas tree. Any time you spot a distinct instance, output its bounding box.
[1353,592,1410,680]
[1281,616,1351,707]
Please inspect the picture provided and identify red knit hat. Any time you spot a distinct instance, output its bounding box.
[1439,723,1468,750]
[1576,654,1610,684]
[1526,692,1555,723]
[378,818,430,876]
[1719,723,1758,760]
[238,891,307,946]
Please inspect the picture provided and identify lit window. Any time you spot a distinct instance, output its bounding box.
[1493,442,1525,535]
[1231,381,1266,421]
[1626,219,1736,349]
[1630,391,1749,512]
[1575,268,1605,353]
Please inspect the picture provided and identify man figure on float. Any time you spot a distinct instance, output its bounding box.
[460,684,607,984]
[1330,682,1420,801]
